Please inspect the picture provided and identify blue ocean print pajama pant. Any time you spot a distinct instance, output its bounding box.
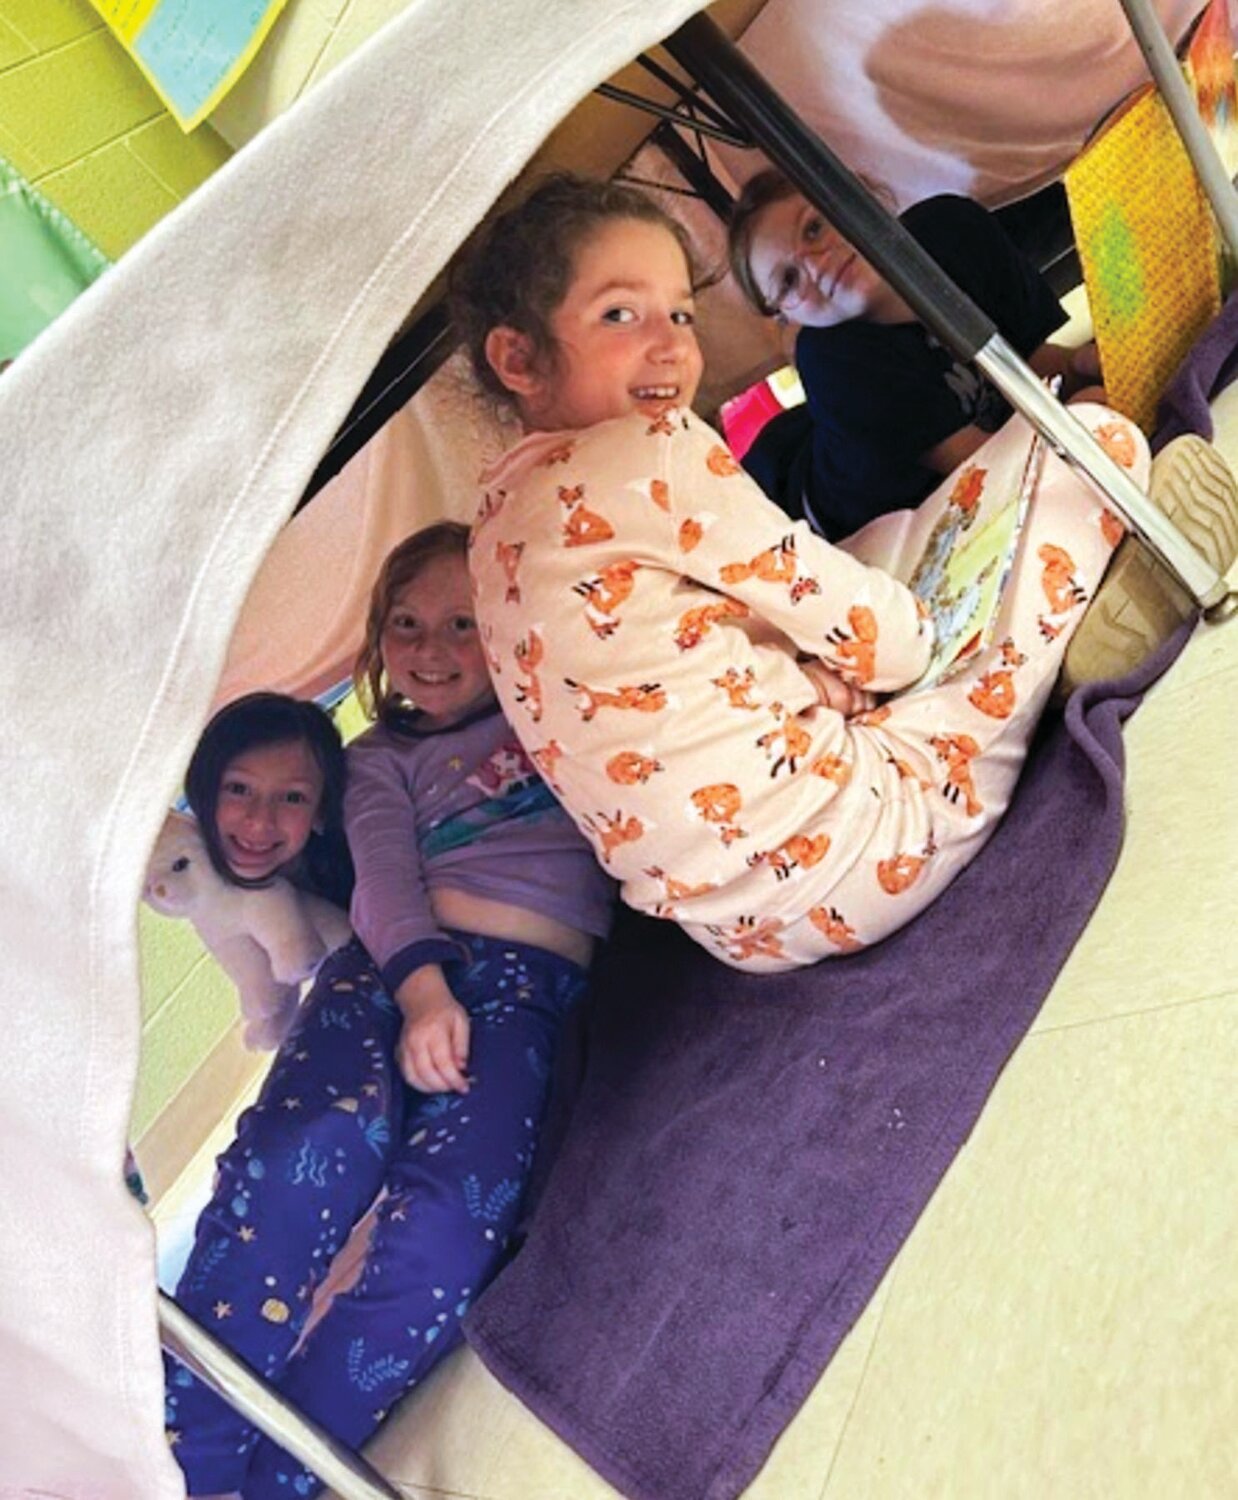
[164,932,586,1498]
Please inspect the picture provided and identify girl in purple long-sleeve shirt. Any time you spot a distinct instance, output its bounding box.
[165,525,611,1500]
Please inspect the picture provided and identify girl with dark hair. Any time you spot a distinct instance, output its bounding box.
[185,690,353,908]
[165,526,611,1500]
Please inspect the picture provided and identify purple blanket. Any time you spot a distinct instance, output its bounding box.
[1154,289,1238,451]
[465,632,1188,1500]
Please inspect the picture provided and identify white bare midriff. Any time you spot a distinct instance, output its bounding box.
[431,885,594,967]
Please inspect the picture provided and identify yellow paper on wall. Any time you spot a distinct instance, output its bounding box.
[89,0,289,132]
[1065,84,1220,433]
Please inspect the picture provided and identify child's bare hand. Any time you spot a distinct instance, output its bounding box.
[801,659,876,718]
[394,967,471,1094]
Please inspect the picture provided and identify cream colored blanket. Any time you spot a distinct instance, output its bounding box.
[0,3,707,1493]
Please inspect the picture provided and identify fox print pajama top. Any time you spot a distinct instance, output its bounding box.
[470,406,1145,970]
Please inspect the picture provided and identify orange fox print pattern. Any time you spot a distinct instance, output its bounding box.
[673,596,749,651]
[565,678,668,722]
[573,560,640,640]
[582,810,645,864]
[530,739,566,791]
[807,904,862,953]
[606,750,664,785]
[705,444,742,477]
[930,733,983,817]
[689,783,747,845]
[1038,544,1086,615]
[826,605,879,685]
[557,483,615,548]
[678,516,706,552]
[967,668,1018,719]
[1094,421,1138,469]
[513,629,545,723]
[755,703,811,778]
[876,850,927,895]
[712,666,761,711]
[748,831,831,882]
[808,752,852,787]
[707,914,787,963]
[719,535,820,604]
[643,864,717,918]
[496,540,525,603]
[540,441,576,467]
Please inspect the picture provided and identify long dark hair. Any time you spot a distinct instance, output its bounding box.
[184,691,354,907]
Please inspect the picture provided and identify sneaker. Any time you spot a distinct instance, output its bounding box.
[1060,434,1238,694]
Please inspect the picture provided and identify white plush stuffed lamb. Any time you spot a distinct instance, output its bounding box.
[143,810,353,1050]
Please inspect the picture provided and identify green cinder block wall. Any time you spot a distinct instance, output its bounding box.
[0,0,231,260]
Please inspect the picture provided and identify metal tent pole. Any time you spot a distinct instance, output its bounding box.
[1117,0,1238,263]
[159,1293,403,1500]
[664,11,1235,615]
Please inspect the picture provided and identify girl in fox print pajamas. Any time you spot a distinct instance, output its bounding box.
[454,175,1148,972]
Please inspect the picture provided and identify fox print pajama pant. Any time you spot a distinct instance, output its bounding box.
[723,403,1149,964]
[164,933,586,1498]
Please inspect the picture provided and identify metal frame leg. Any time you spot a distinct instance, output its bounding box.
[159,1292,403,1500]
[1117,0,1238,264]
[664,12,1236,616]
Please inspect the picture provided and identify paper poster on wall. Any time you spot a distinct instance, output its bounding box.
[0,157,110,364]
[88,0,289,132]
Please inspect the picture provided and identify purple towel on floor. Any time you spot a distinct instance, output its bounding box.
[464,631,1188,1500]
[1154,290,1238,451]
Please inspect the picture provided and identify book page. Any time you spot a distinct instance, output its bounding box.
[903,424,1045,693]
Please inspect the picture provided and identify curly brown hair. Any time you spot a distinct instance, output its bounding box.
[449,172,699,403]
[354,522,472,726]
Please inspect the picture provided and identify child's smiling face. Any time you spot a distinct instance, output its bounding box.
[745,192,912,330]
[381,553,493,729]
[214,739,324,881]
[505,217,703,432]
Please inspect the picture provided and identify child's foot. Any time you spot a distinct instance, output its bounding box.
[1060,434,1238,694]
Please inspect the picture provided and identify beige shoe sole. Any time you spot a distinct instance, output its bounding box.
[1060,434,1238,694]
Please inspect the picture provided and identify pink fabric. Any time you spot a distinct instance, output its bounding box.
[719,379,785,460]
[720,0,1206,207]
[215,359,515,707]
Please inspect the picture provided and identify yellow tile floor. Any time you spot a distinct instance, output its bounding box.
[331,443,1238,1499]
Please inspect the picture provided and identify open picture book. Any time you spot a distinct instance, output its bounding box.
[903,415,1050,692]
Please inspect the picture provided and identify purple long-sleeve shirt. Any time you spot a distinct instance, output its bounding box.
[344,702,614,992]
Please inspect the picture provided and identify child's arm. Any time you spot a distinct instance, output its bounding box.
[392,964,470,1095]
[670,422,932,692]
[918,340,1103,478]
[345,737,471,1093]
[920,423,991,477]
